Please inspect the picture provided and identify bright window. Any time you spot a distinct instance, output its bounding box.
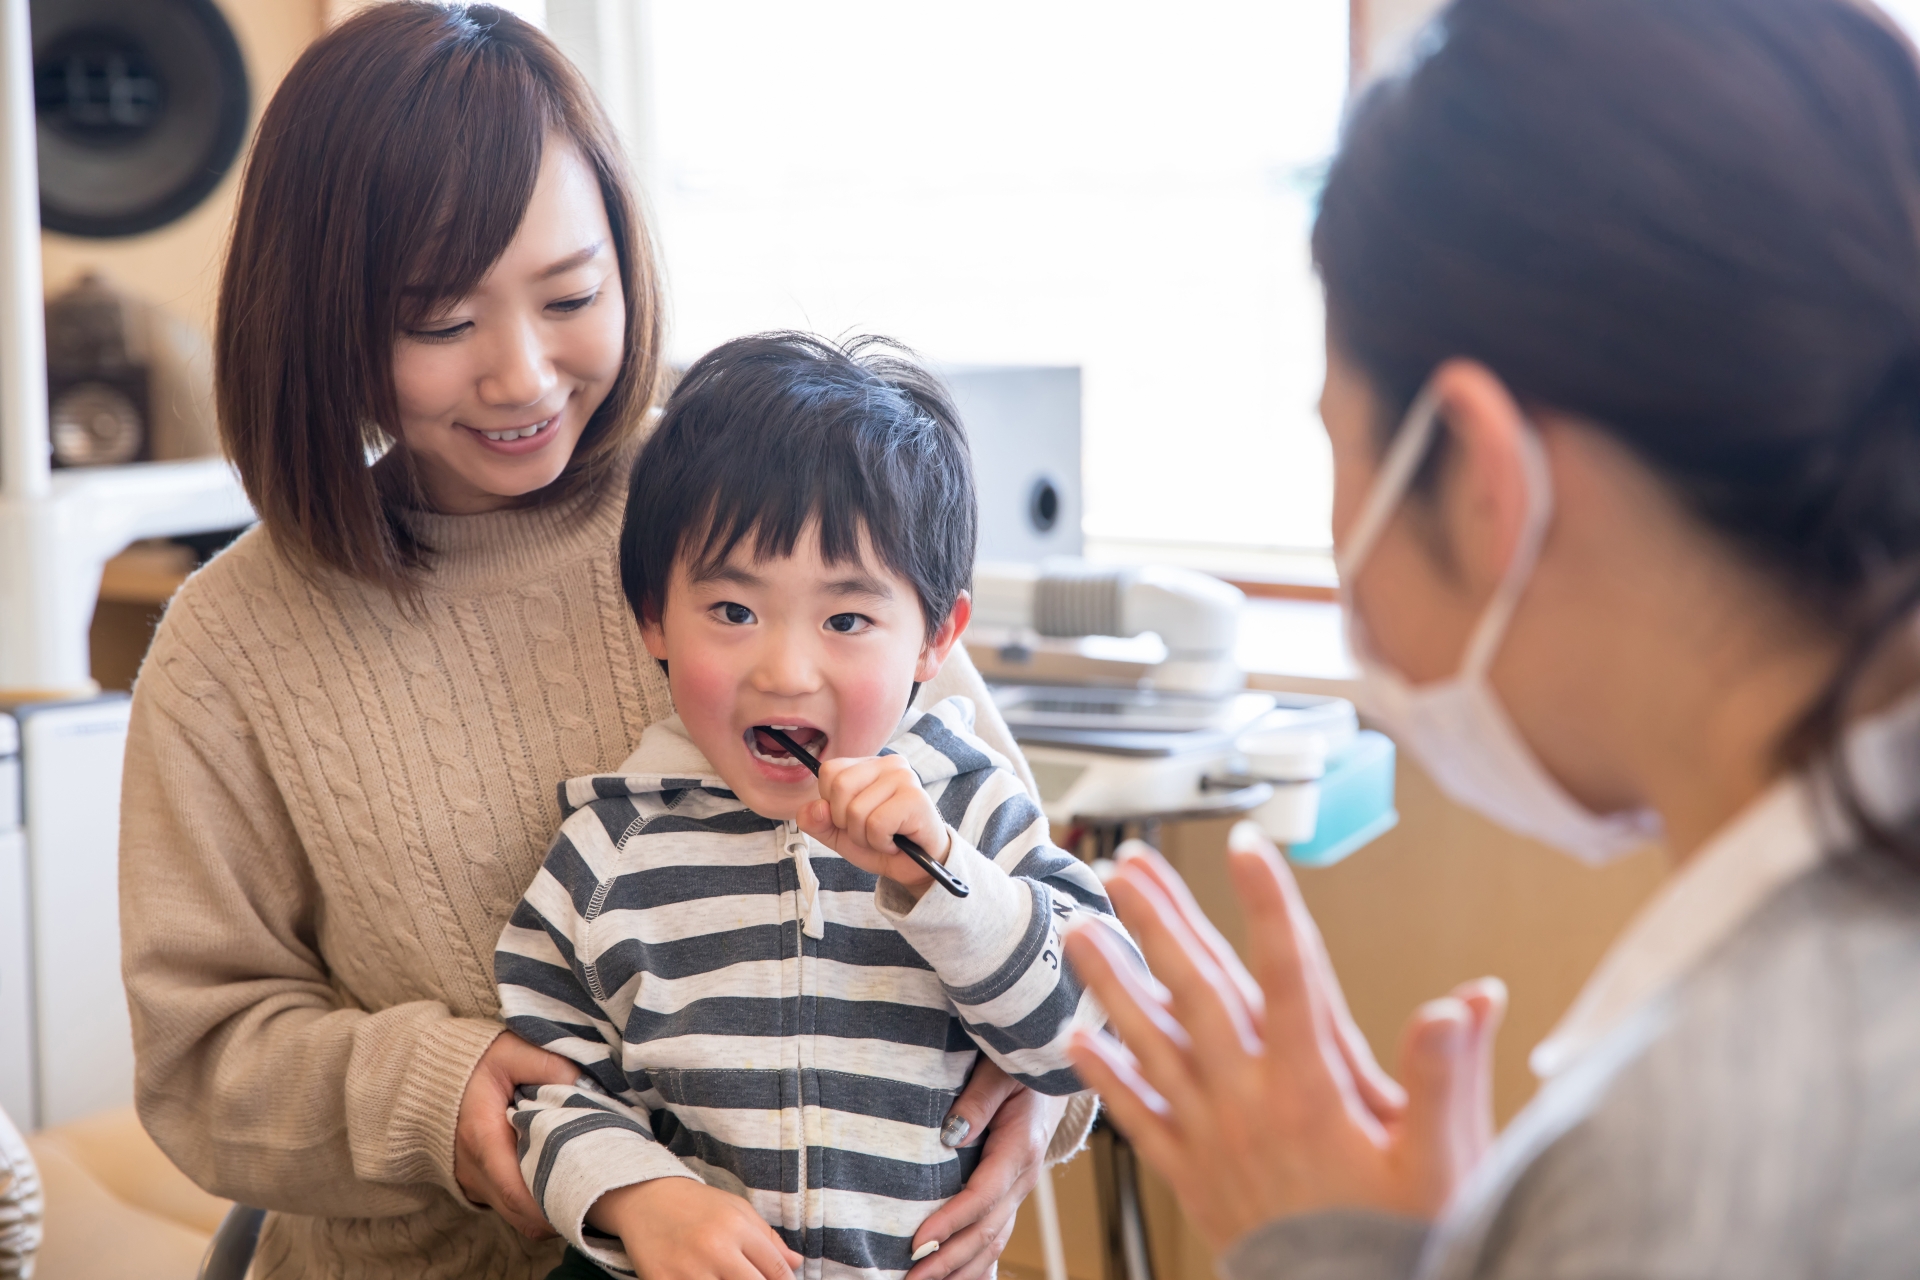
[643,3,1349,567]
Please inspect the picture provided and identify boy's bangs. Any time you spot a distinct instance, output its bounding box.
[683,457,902,581]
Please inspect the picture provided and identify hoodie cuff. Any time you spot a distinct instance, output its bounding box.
[873,833,1037,988]
[1047,1092,1099,1164]
[545,1132,702,1277]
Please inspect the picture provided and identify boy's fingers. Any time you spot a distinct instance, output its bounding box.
[743,1228,800,1280]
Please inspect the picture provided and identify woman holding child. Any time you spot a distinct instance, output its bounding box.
[116,6,1086,1278]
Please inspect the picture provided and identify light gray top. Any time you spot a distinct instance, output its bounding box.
[1220,693,1920,1280]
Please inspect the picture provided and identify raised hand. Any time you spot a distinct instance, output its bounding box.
[1061,826,1505,1253]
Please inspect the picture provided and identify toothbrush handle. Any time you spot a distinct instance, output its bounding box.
[893,833,970,897]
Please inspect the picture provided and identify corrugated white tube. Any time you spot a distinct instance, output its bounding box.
[0,0,48,502]
[1034,1163,1069,1280]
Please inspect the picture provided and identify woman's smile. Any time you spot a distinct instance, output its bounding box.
[460,411,562,455]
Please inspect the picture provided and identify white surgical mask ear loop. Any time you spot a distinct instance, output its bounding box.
[1456,425,1554,682]
[1334,383,1444,584]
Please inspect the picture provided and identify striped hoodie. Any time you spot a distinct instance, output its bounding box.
[496,696,1134,1280]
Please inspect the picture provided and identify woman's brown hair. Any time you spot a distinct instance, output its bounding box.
[216,1,662,591]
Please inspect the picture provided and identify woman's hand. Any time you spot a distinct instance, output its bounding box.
[1062,827,1505,1253]
[456,1031,582,1238]
[907,1060,1066,1280]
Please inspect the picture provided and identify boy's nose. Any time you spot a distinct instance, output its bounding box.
[750,634,823,696]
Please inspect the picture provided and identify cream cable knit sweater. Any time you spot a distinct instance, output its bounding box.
[118,465,1075,1280]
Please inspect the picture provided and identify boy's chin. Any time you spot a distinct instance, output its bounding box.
[724,771,814,821]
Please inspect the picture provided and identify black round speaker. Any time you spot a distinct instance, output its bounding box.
[1028,475,1062,534]
[32,0,249,238]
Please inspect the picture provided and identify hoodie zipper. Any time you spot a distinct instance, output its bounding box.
[785,818,811,1275]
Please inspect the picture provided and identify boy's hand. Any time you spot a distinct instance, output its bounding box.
[798,754,951,896]
[590,1177,801,1280]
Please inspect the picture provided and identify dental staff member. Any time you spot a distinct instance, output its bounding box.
[1063,0,1920,1274]
[116,7,1078,1278]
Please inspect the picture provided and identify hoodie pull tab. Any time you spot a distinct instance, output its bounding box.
[787,822,827,940]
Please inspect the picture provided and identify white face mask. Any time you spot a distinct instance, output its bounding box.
[1334,384,1661,865]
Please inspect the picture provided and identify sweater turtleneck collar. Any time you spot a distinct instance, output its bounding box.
[395,455,629,594]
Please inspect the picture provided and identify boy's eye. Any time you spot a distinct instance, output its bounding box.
[824,613,870,634]
[715,602,755,625]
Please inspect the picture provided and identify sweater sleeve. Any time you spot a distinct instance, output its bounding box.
[875,705,1143,1095]
[120,627,504,1217]
[1217,1212,1431,1280]
[496,820,703,1270]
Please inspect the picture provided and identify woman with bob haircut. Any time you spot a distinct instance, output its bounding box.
[1062,0,1920,1275]
[116,6,1081,1277]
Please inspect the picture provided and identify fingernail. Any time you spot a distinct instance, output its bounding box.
[939,1115,970,1147]
[911,1241,941,1261]
[1227,820,1266,853]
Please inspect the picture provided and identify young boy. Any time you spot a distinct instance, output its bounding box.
[496,333,1136,1280]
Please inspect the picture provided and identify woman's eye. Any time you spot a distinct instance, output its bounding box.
[407,321,471,343]
[717,602,755,625]
[824,613,870,634]
[549,290,599,314]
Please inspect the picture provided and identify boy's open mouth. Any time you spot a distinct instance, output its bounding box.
[747,724,826,766]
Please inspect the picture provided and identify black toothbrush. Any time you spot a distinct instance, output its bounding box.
[755,726,971,898]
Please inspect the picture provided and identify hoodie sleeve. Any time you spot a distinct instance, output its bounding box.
[496,807,702,1274]
[874,700,1144,1094]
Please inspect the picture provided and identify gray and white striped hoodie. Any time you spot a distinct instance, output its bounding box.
[496,696,1133,1280]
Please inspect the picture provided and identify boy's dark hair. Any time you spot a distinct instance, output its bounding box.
[621,332,977,638]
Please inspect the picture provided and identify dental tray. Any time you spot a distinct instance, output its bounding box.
[990,685,1276,735]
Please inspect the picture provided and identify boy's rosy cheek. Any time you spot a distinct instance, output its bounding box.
[836,659,913,746]
[666,651,739,728]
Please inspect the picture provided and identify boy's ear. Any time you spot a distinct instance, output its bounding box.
[640,609,669,662]
[914,591,972,682]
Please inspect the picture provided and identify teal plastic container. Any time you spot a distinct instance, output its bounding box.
[1284,730,1398,867]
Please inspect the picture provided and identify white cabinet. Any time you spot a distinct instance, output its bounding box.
[0,698,135,1129]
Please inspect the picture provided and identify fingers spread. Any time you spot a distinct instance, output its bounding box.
[1223,824,1404,1122]
[1117,841,1266,1018]
[1225,843,1373,1132]
[1103,865,1260,1069]
[1062,922,1197,1097]
[1453,977,1507,1154]
[1396,996,1473,1212]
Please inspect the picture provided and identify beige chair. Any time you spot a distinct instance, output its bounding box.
[0,1105,225,1279]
